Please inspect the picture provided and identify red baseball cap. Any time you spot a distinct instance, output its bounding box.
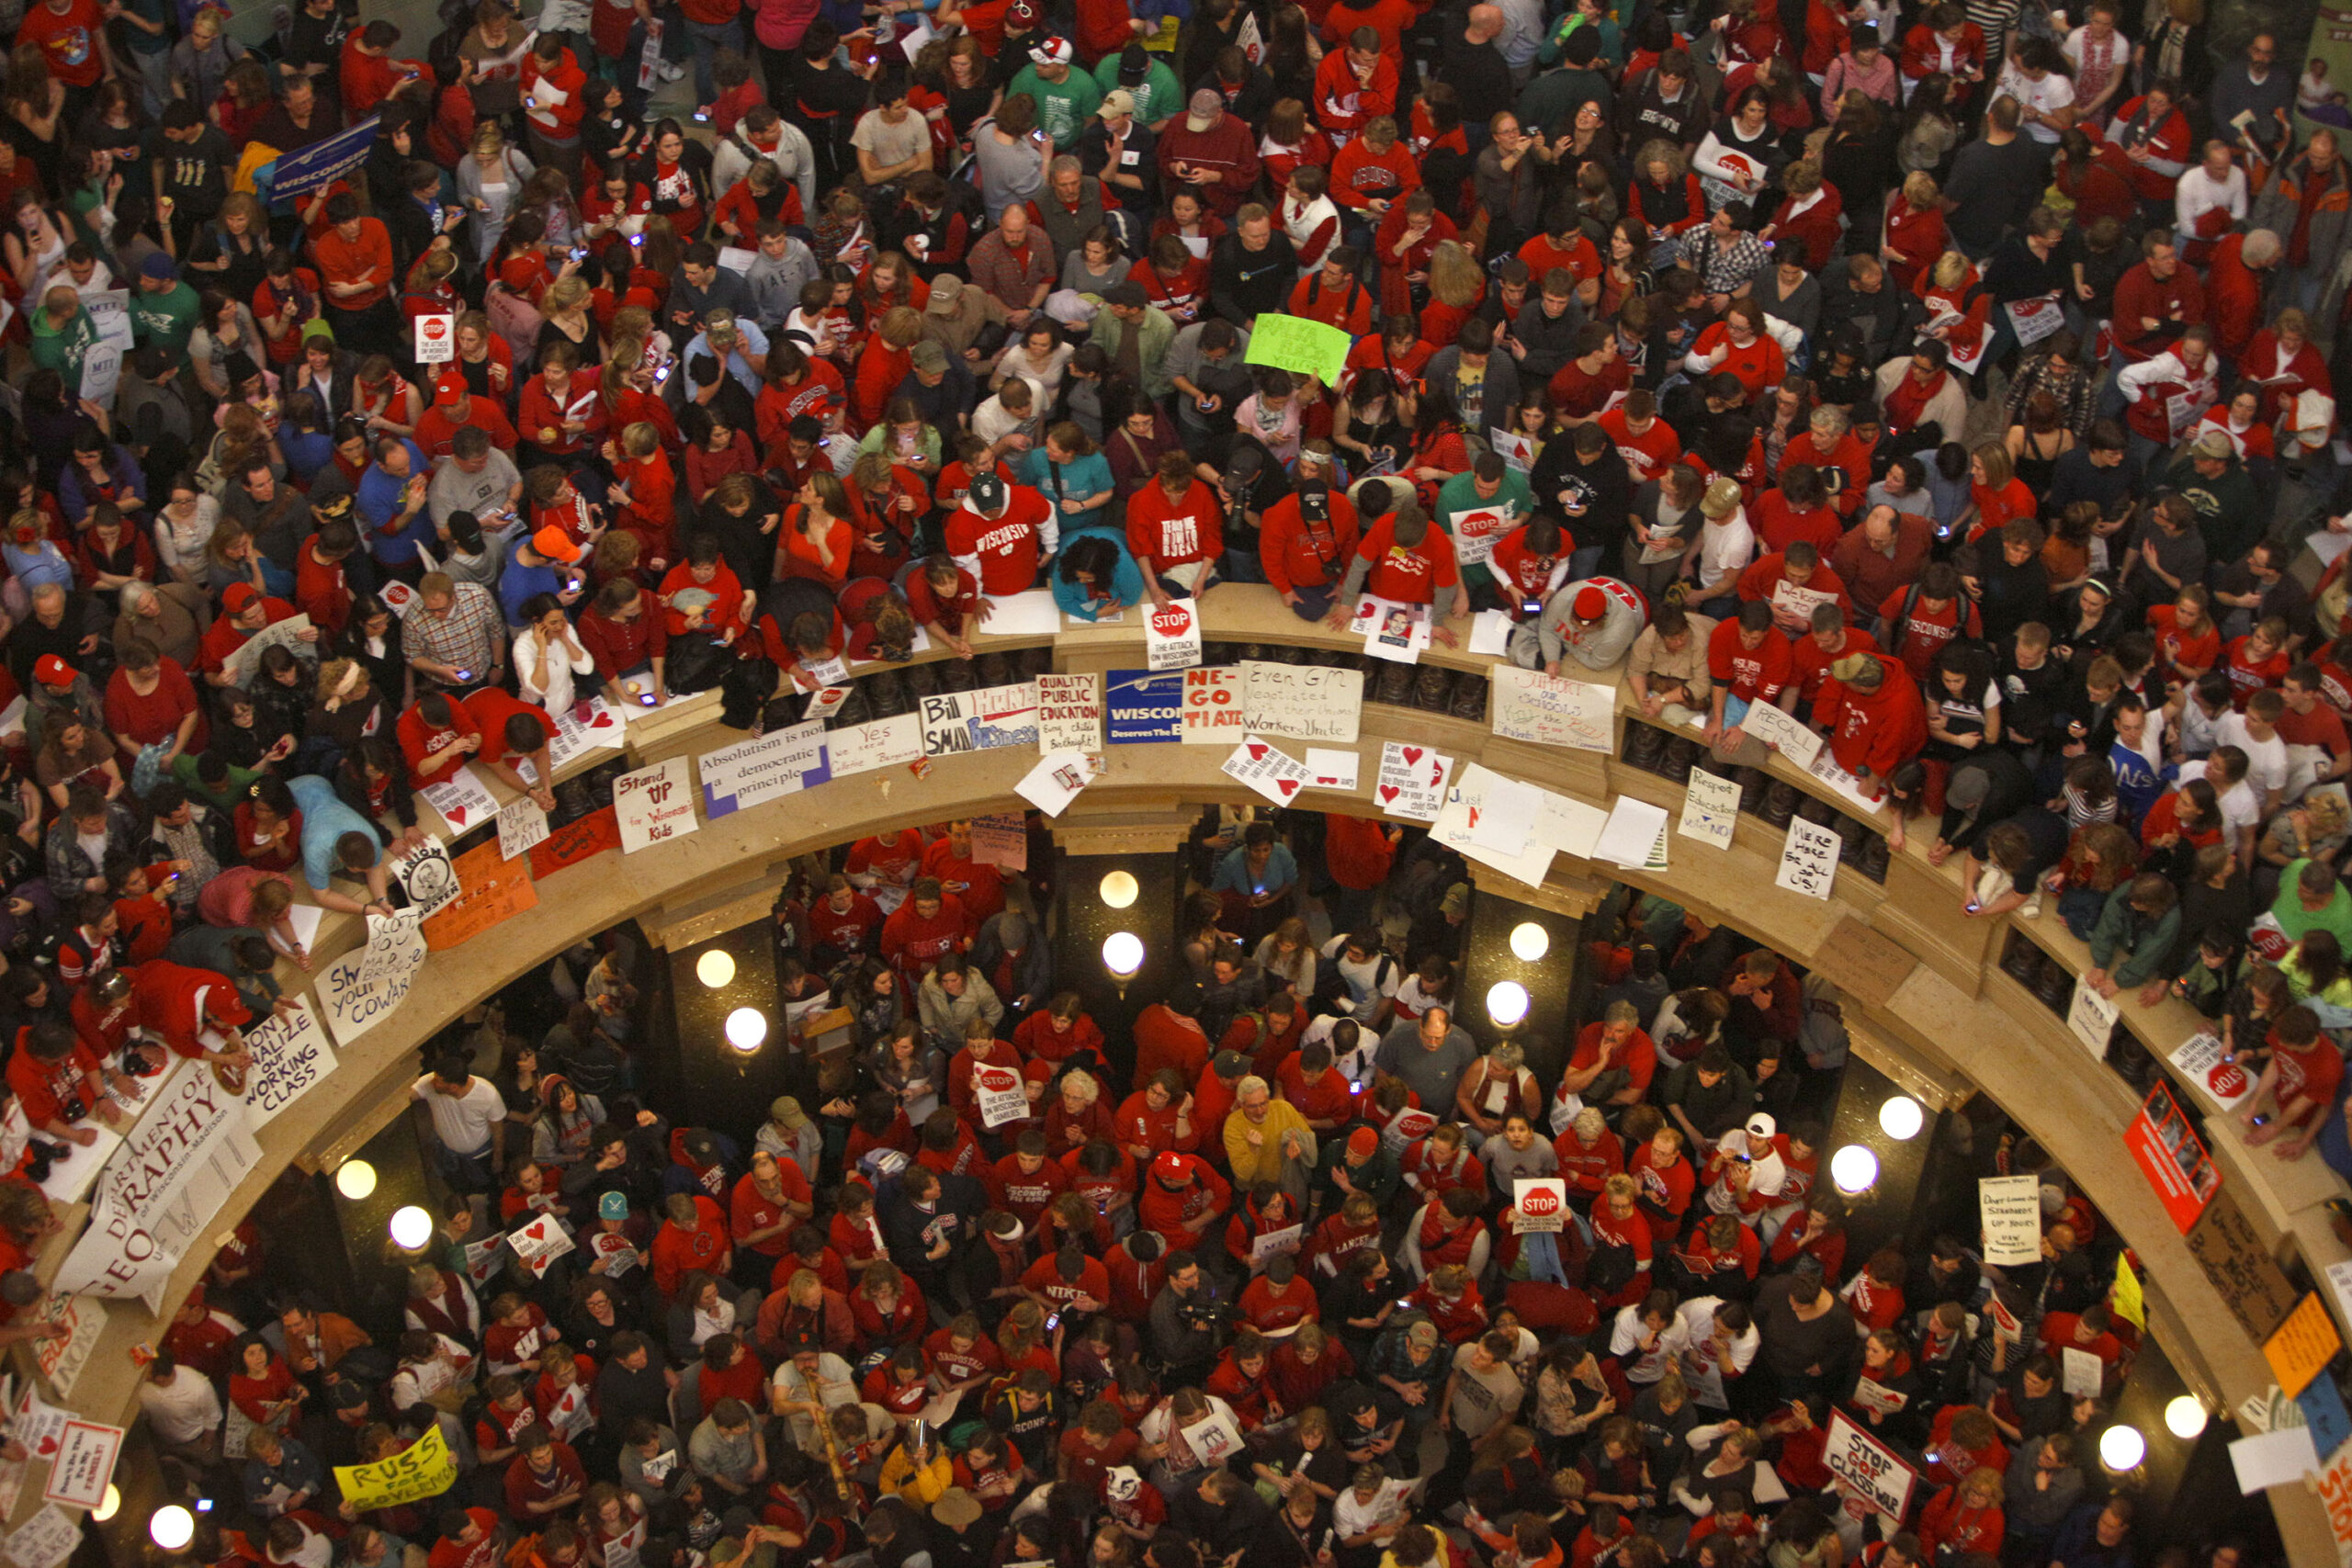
[1347,1127,1379,1157]
[434,370,467,404]
[1151,1151,1190,1184]
[224,583,261,613]
[33,655,72,687]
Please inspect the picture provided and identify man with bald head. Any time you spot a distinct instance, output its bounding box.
[1440,5,1514,117]
[1830,502,1933,612]
[2254,128,2349,316]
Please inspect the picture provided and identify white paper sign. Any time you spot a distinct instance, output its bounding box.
[359,907,427,987]
[1435,763,1557,888]
[1513,1178,1567,1233]
[971,682,1040,749]
[1180,1409,1248,1467]
[1221,735,1313,805]
[77,342,120,405]
[1250,1224,1305,1265]
[1305,750,1359,790]
[1145,600,1204,671]
[1977,1174,2042,1266]
[1352,596,1430,663]
[973,1063,1028,1129]
[29,1296,101,1399]
[506,1213,576,1278]
[1240,661,1363,743]
[1374,742,1452,821]
[1737,700,1825,769]
[614,757,699,852]
[320,913,426,1048]
[1035,672,1102,752]
[2170,1032,2253,1111]
[240,1000,338,1127]
[1821,1412,1916,1520]
[414,312,456,364]
[1180,666,1249,746]
[2067,977,2119,1058]
[828,714,924,776]
[920,693,976,757]
[1448,504,1512,567]
[1015,751,1101,818]
[699,721,825,810]
[40,1419,122,1509]
[390,835,460,919]
[2061,1347,2105,1397]
[1597,796,1670,869]
[496,797,550,862]
[1679,769,1740,849]
[419,763,498,833]
[2231,1425,2320,1494]
[1491,667,1613,750]
[5,1506,80,1568]
[1775,818,1840,899]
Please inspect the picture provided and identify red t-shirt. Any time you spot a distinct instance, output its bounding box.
[1706,618,1792,704]
[18,0,106,87]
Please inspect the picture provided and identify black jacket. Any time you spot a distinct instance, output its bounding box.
[1210,230,1298,327]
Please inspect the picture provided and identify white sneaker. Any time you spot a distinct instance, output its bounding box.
[656,59,684,81]
[2019,896,2042,920]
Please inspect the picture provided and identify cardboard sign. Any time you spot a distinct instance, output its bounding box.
[334,1422,458,1512]
[241,1001,339,1128]
[1036,672,1102,752]
[529,806,619,880]
[974,1064,1029,1129]
[1491,667,1614,750]
[827,715,923,777]
[1145,600,1204,671]
[413,312,455,364]
[29,1296,101,1399]
[40,1419,122,1509]
[1513,1178,1566,1233]
[2170,1032,2255,1111]
[1679,768,1739,850]
[2067,977,2120,1058]
[1374,741,1452,822]
[496,797,550,862]
[614,758,699,852]
[1180,666,1248,745]
[390,836,460,919]
[1222,735,1312,805]
[1822,1411,1917,1520]
[970,682,1039,750]
[1736,700,1824,769]
[2265,1292,2345,1399]
[968,815,1026,870]
[1241,661,1363,744]
[1977,1174,2042,1266]
[2125,1080,2218,1234]
[1106,670,1183,744]
[2188,1190,2301,1342]
[321,908,427,1048]
[423,839,539,951]
[1775,818,1840,899]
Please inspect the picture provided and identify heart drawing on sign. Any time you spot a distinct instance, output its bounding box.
[1378,785,1399,804]
[590,712,616,729]
[446,807,469,826]
[1247,741,1269,761]
[1275,778,1298,796]
[1402,747,1423,764]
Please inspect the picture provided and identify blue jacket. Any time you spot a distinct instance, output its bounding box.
[1048,526,1143,621]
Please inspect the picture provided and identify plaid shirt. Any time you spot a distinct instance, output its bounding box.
[402,581,504,683]
[1677,228,1771,298]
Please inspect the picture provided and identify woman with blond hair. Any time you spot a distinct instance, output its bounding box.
[1421,242,1487,348]
[537,275,604,364]
[458,119,537,266]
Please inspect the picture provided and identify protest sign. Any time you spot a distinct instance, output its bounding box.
[920,694,976,756]
[970,682,1039,749]
[1145,600,1204,671]
[1514,1179,1566,1233]
[2171,1032,2255,1111]
[1352,596,1430,663]
[2125,1080,2218,1235]
[240,1001,338,1128]
[1491,667,1614,750]
[334,1423,458,1512]
[974,1064,1028,1129]
[40,1419,123,1509]
[2265,1292,2344,1399]
[1736,700,1823,769]
[1015,751,1100,817]
[968,816,1026,870]
[390,836,460,919]
[77,342,119,404]
[1240,661,1362,743]
[1448,503,1513,567]
[1978,1174,2042,1266]
[614,758,698,852]
[1250,1225,1304,1266]
[699,722,827,816]
[1775,818,1839,899]
[1106,671,1183,743]
[1180,666,1248,745]
[529,807,619,880]
[1222,736,1312,805]
[270,114,383,201]
[29,1295,100,1398]
[827,715,923,776]
[1822,1412,1916,1520]
[1036,672,1102,751]
[1679,769,1739,849]
[321,910,426,1047]
[1306,750,1358,790]
[413,312,455,364]
[220,612,316,688]
[358,908,426,987]
[5,1506,79,1568]
[1374,742,1451,821]
[423,840,538,951]
[2067,977,2120,1058]
[1242,312,1350,384]
[497,797,549,862]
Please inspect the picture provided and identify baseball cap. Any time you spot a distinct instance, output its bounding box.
[1746,1113,1777,1140]
[1571,585,1608,622]
[1211,1049,1250,1079]
[1029,34,1071,66]
[1099,87,1137,118]
[1407,1321,1440,1348]
[1347,1127,1379,1156]
[32,655,73,687]
[434,370,467,404]
[967,471,1008,512]
[223,582,261,613]
[1006,0,1040,26]
[1119,42,1150,81]
[1700,477,1743,517]
[910,340,950,374]
[599,1191,628,1221]
[1829,652,1883,688]
[933,1490,984,1530]
[926,275,965,314]
[1151,1151,1190,1183]
[770,1096,808,1128]
[1947,764,1990,811]
[704,309,740,345]
[1185,87,1224,132]
[2192,428,2234,459]
[314,492,354,521]
[141,252,177,281]
[532,525,583,564]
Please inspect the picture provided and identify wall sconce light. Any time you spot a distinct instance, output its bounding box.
[334,1159,377,1200]
[726,1008,768,1051]
[1487,981,1530,1028]
[1509,922,1549,962]
[1100,872,1138,908]
[1878,1097,1923,1140]
[151,1507,194,1551]
[2164,1396,2208,1438]
[389,1206,432,1249]
[696,951,736,988]
[2098,1425,2146,1473]
[1829,1145,1879,1195]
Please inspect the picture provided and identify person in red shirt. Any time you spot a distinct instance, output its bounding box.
[1684,298,1786,403]
[650,1193,730,1301]
[945,472,1055,596]
[429,1508,503,1568]
[1750,467,1843,556]
[1737,544,1851,638]
[396,690,484,784]
[2241,1004,2342,1157]
[415,373,521,459]
[340,20,424,116]
[1599,392,1682,485]
[1875,562,1980,683]
[197,581,311,686]
[880,878,968,981]
[1125,453,1225,604]
[1815,651,1929,794]
[314,190,400,354]
[1258,479,1361,619]
[291,521,359,637]
[1286,248,1374,334]
[656,535,751,648]
[1704,600,1792,740]
[1311,30,1398,142]
[1136,1150,1231,1248]
[1549,323,1632,420]
[520,34,587,166]
[1562,1003,1657,1109]
[20,0,107,97]
[7,1020,121,1143]
[1328,505,1467,631]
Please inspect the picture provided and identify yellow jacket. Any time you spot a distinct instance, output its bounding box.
[1223,1100,1316,1188]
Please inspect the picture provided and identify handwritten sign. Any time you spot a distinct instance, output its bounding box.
[2061,1348,2105,1397]
[827,714,923,776]
[1243,312,1350,385]
[2188,1190,2301,1342]
[30,1296,100,1398]
[1490,667,1614,751]
[1181,666,1248,746]
[390,836,460,919]
[1775,818,1839,899]
[2067,976,2120,1058]
[615,758,699,852]
[1374,741,1451,822]
[920,694,976,757]
[1145,600,1204,671]
[1978,1174,2042,1266]
[1822,1412,1916,1520]
[423,839,539,951]
[529,806,619,879]
[1222,735,1311,805]
[334,1422,458,1512]
[1679,768,1739,850]
[1250,1224,1305,1265]
[2266,1293,2345,1399]
[496,797,549,862]
[40,1419,122,1509]
[321,912,426,1048]
[968,815,1026,870]
[1036,672,1102,752]
[1241,661,1363,743]
[970,682,1039,749]
[240,1000,338,1128]
[358,907,427,987]
[5,1506,80,1568]
[1015,751,1099,818]
[2316,1436,2352,1565]
[1736,700,1824,769]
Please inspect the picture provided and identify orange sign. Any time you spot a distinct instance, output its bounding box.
[530,806,621,881]
[423,839,539,951]
[2263,1292,2344,1398]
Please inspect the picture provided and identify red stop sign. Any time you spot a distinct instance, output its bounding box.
[1151,606,1191,637]
[1521,1185,1560,1216]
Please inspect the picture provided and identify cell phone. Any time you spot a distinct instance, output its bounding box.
[454,669,472,682]
[2253,1113,2272,1127]
[654,363,673,384]
[630,233,644,246]
[570,247,587,262]
[1521,599,1543,617]
[640,693,658,706]
[196,1501,214,1515]
[1045,1311,1061,1331]
[1396,1295,1412,1307]
[1350,1081,1363,1095]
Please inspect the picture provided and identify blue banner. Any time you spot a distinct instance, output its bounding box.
[1105,670,1182,744]
[268,115,382,204]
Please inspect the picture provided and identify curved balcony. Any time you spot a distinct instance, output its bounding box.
[32,585,2347,1561]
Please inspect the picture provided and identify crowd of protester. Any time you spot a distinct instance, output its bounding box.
[0,0,2339,1561]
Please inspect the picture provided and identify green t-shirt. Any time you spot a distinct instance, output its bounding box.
[1091,55,1184,128]
[172,752,265,812]
[1007,64,1103,151]
[1434,468,1533,586]
[2271,858,2352,953]
[132,280,201,358]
